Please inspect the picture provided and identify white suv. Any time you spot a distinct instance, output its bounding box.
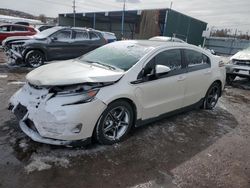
[9,40,226,146]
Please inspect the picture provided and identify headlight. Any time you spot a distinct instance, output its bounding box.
[11,44,24,53]
[50,85,100,105]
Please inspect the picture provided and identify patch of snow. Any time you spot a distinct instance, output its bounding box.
[25,155,70,174]
[7,81,26,85]
[0,74,8,78]
[130,180,155,188]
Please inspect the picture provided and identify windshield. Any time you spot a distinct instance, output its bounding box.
[79,41,153,71]
[34,27,60,39]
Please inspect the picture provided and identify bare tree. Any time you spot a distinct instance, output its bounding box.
[38,14,46,23]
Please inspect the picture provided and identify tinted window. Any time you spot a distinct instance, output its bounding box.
[155,49,182,71]
[75,30,88,40]
[140,49,183,79]
[11,26,27,31]
[52,30,71,41]
[185,49,210,67]
[90,32,100,40]
[0,26,10,32]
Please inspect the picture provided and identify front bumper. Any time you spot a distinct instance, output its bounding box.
[9,84,107,145]
[19,120,91,146]
[226,64,250,78]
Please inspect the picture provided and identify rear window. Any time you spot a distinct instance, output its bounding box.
[75,30,89,40]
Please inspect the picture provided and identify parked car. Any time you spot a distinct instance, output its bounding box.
[0,24,37,45]
[36,25,55,32]
[3,26,107,67]
[101,31,117,43]
[9,40,226,146]
[149,36,185,43]
[226,48,250,84]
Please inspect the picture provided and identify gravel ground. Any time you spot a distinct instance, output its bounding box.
[0,50,249,188]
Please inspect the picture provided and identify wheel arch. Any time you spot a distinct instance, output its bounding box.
[106,98,138,127]
[212,79,223,97]
[23,48,47,61]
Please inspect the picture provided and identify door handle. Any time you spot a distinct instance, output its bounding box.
[177,75,186,81]
[204,70,212,75]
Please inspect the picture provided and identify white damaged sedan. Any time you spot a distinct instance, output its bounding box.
[9,40,226,146]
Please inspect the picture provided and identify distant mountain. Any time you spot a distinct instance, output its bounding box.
[0,8,36,19]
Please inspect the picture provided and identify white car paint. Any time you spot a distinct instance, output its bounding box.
[149,36,185,43]
[26,59,125,86]
[9,40,226,145]
[230,48,250,61]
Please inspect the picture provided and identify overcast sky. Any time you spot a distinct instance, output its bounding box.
[1,0,250,32]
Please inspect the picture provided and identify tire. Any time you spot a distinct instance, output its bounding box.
[25,50,45,68]
[203,82,221,110]
[95,100,134,145]
[226,74,236,85]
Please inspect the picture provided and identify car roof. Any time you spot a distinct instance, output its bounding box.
[149,36,185,43]
[0,24,31,28]
[117,40,189,48]
[113,40,209,55]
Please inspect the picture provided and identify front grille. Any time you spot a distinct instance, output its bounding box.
[234,60,250,67]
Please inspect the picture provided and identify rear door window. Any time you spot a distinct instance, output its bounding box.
[184,49,210,71]
[74,30,89,40]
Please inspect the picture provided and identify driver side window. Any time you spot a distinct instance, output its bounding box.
[140,49,183,79]
[52,30,72,41]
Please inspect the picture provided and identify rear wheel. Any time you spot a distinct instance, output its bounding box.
[203,82,221,110]
[25,50,45,68]
[95,101,134,145]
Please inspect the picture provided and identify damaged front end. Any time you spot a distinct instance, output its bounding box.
[5,42,25,65]
[9,82,110,146]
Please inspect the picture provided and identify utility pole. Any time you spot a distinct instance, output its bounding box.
[73,0,76,27]
[121,0,126,39]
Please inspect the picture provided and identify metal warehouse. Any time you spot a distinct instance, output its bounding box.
[59,8,207,46]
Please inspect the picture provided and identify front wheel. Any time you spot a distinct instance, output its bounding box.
[203,82,221,110]
[95,101,134,145]
[25,50,45,68]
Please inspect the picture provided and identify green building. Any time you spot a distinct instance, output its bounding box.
[58,8,207,46]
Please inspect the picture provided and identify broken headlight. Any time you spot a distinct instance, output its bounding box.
[50,84,100,105]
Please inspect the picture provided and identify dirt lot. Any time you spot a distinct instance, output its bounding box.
[0,50,250,188]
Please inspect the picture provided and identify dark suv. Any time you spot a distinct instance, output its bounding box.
[3,27,107,67]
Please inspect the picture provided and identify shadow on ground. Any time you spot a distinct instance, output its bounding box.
[0,105,238,188]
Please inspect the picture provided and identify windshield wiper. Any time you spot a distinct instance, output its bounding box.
[85,60,117,70]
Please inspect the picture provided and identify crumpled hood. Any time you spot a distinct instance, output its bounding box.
[26,59,125,86]
[231,49,250,61]
[2,36,34,46]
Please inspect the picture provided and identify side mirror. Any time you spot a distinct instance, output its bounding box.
[155,65,171,75]
[51,37,58,41]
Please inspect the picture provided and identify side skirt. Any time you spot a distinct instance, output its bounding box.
[135,98,204,127]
